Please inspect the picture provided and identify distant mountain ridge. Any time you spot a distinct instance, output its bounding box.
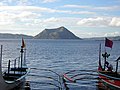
[0,27,119,40]
[84,36,120,41]
[0,33,33,39]
[34,26,80,39]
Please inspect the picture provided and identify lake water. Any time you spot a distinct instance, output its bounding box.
[1,39,120,90]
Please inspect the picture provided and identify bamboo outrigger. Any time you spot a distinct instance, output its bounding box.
[0,39,30,90]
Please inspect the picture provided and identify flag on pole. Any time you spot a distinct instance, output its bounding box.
[22,38,26,48]
[105,38,113,48]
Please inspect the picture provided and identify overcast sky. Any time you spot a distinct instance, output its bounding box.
[0,0,120,38]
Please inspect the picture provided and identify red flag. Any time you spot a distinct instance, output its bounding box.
[22,38,26,48]
[105,38,113,48]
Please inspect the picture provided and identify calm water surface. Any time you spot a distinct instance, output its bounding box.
[0,39,120,90]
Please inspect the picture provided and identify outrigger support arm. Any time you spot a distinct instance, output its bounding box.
[115,56,120,73]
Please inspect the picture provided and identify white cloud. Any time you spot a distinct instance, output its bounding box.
[77,17,110,27]
[0,6,56,13]
[0,0,58,5]
[104,32,120,37]
[0,0,31,6]
[0,11,16,25]
[77,17,120,27]
[43,17,59,23]
[109,17,120,27]
[17,0,32,6]
[0,5,96,19]
[63,5,91,9]
[63,4,120,11]
[0,11,41,26]
[66,11,95,15]
[95,6,120,11]
[0,5,86,29]
[53,9,95,15]
[18,11,41,18]
[42,0,58,3]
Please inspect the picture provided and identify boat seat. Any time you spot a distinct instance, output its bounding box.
[4,71,26,77]
[11,67,28,72]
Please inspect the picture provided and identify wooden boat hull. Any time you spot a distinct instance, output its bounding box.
[4,78,25,90]
[0,68,30,90]
[98,72,120,90]
[0,39,29,90]
[97,43,120,90]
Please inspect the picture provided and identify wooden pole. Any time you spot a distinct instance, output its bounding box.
[0,45,2,73]
[24,48,26,66]
[20,46,23,69]
[98,43,102,70]
[103,52,107,70]
[115,61,118,73]
[14,59,16,74]
[8,60,10,75]
[116,56,120,73]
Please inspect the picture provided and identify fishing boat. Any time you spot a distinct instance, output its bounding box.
[0,39,30,90]
[98,38,120,90]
